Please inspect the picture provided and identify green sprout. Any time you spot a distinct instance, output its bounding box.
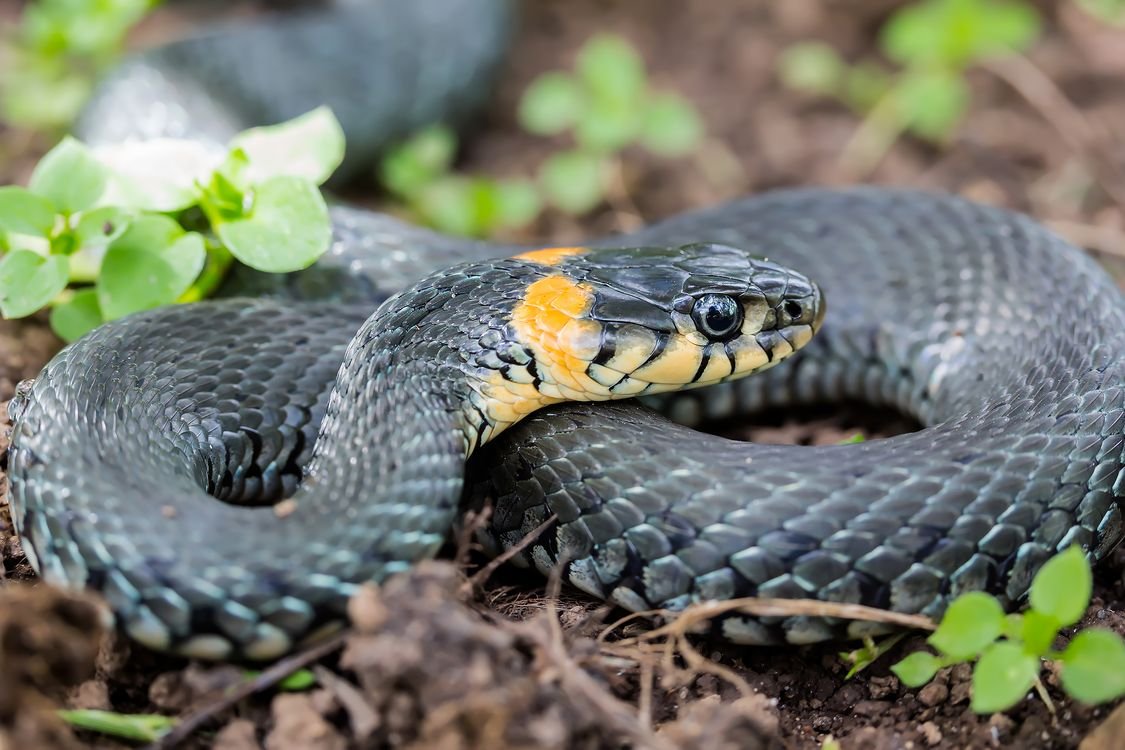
[378,34,705,237]
[58,710,176,743]
[779,0,1040,171]
[379,125,541,238]
[892,546,1125,713]
[1,0,161,131]
[0,107,343,341]
[520,34,704,214]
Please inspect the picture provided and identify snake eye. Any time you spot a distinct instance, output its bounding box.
[691,294,743,340]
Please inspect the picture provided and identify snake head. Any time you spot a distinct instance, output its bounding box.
[470,243,823,443]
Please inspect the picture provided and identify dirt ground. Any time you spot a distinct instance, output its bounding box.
[4,0,1125,748]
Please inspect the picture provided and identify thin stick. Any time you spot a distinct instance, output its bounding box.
[147,632,348,749]
[462,513,558,594]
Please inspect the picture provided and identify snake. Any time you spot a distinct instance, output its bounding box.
[6,0,1125,661]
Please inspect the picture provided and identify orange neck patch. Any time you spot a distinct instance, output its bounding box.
[511,246,588,266]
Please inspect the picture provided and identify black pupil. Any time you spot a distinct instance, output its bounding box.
[693,295,741,339]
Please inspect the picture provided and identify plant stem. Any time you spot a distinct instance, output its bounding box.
[178,241,233,303]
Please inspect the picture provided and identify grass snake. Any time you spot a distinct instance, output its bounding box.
[7,0,1125,660]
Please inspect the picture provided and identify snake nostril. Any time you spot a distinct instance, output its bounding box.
[783,300,803,320]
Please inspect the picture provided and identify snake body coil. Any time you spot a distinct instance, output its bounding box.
[7,0,1125,659]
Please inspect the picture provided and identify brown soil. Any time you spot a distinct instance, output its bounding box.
[3,0,1125,748]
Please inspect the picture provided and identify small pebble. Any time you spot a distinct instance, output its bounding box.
[918,682,949,707]
[921,721,942,746]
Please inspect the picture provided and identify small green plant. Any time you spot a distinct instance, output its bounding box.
[1,0,160,131]
[519,34,704,214]
[0,107,343,341]
[779,0,1040,169]
[378,34,705,237]
[379,125,541,238]
[892,546,1125,713]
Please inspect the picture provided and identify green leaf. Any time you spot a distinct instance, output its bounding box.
[200,150,251,223]
[105,215,183,255]
[844,62,893,112]
[576,35,647,107]
[494,179,542,229]
[58,710,176,743]
[0,186,57,236]
[539,150,606,215]
[415,176,535,238]
[891,650,943,687]
[1019,610,1061,656]
[73,206,130,247]
[49,289,103,342]
[519,72,586,135]
[216,176,331,273]
[379,126,458,198]
[231,106,346,186]
[28,137,109,213]
[1060,629,1125,704]
[280,669,317,691]
[94,139,217,212]
[574,100,642,152]
[837,433,866,445]
[927,591,1006,660]
[880,0,1040,68]
[895,69,970,141]
[970,641,1039,713]
[640,93,704,156]
[415,176,479,237]
[0,250,69,318]
[98,233,205,321]
[777,42,844,94]
[1029,546,1092,627]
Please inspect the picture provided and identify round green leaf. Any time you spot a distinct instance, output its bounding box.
[575,100,642,153]
[74,206,131,247]
[29,136,110,213]
[379,126,458,198]
[231,106,346,186]
[777,42,844,94]
[494,179,542,229]
[97,232,205,320]
[49,289,103,342]
[927,591,1006,660]
[576,35,646,107]
[109,215,183,255]
[1060,629,1125,704]
[891,650,942,687]
[0,250,69,318]
[1030,546,1092,627]
[895,70,970,141]
[640,93,704,156]
[216,176,331,273]
[416,176,479,237]
[94,138,218,212]
[1019,610,1061,656]
[539,150,606,215]
[970,642,1039,714]
[0,186,57,236]
[519,72,586,136]
[880,0,1040,68]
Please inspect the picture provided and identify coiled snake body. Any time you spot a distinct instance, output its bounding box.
[7,0,1125,660]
